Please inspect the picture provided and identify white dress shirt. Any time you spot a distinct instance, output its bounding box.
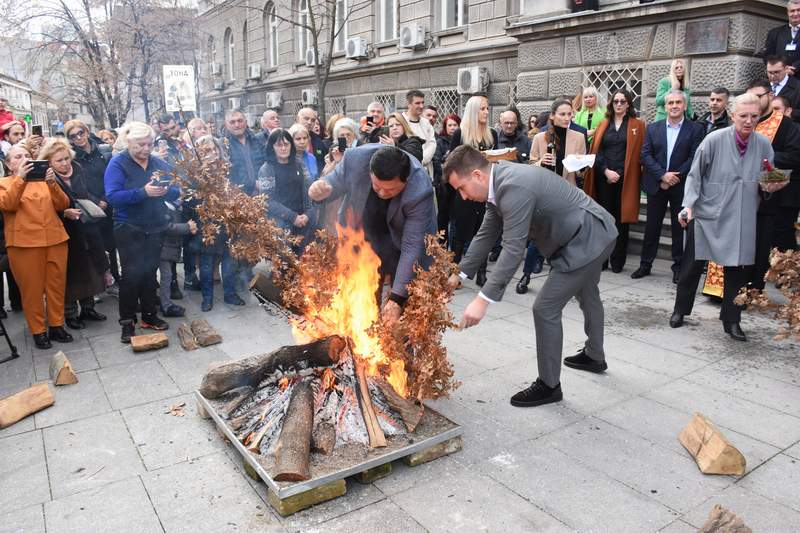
[459,164,497,304]
[665,119,684,170]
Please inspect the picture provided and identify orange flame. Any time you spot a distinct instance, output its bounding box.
[278,377,290,391]
[320,367,336,391]
[291,223,408,397]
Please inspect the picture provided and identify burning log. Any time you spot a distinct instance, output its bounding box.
[354,358,387,448]
[199,335,346,399]
[311,423,336,455]
[375,381,423,432]
[274,381,314,481]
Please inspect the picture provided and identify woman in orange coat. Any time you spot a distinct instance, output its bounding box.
[0,144,72,349]
[583,89,646,273]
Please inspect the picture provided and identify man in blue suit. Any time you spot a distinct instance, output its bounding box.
[308,144,437,324]
[631,90,704,283]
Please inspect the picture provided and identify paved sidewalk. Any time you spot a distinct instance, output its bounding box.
[1,258,799,532]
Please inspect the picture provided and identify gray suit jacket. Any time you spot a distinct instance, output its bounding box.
[461,162,619,301]
[323,144,437,298]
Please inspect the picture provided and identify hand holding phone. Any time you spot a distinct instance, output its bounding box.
[25,160,49,181]
[337,136,347,153]
[32,125,43,137]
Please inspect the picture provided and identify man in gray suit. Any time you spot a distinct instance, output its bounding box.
[443,145,618,407]
[308,145,437,324]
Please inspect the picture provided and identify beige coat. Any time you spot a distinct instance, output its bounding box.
[530,129,587,185]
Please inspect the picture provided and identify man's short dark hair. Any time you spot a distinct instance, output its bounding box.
[157,113,175,125]
[766,55,789,66]
[406,89,425,102]
[423,104,439,113]
[747,78,772,93]
[774,95,792,110]
[442,145,489,181]
[710,87,731,98]
[370,146,411,182]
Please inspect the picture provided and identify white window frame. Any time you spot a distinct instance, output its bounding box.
[224,27,235,81]
[378,0,397,42]
[297,0,311,61]
[242,21,249,79]
[334,0,348,53]
[441,0,467,29]
[268,5,279,67]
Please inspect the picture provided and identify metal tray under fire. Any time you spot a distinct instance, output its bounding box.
[196,390,463,499]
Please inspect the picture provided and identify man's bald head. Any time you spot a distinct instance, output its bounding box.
[297,107,318,132]
[499,110,518,136]
[261,110,280,131]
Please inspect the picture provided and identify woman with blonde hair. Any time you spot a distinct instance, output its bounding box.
[446,95,497,286]
[655,58,694,121]
[573,86,606,141]
[182,117,209,145]
[106,121,180,343]
[0,144,72,348]
[379,112,424,163]
[40,137,108,330]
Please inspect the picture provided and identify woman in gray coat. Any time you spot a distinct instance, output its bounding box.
[677,92,787,341]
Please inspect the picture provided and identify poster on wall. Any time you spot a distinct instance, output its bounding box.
[163,65,196,112]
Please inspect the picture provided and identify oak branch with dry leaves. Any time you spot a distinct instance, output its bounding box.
[735,248,800,341]
[165,146,460,400]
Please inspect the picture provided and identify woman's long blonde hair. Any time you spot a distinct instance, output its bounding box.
[39,137,75,162]
[460,95,494,149]
[387,112,414,138]
[669,58,687,90]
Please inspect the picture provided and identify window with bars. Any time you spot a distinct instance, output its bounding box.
[374,93,395,113]
[429,89,461,129]
[327,97,346,115]
[582,67,643,112]
[291,100,306,117]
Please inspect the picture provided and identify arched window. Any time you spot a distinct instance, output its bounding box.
[242,21,249,78]
[224,27,235,81]
[263,3,278,67]
[297,0,310,61]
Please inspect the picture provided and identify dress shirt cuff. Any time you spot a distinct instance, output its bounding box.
[477,291,496,304]
[459,271,468,280]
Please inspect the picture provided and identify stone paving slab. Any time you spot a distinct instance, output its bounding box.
[97,358,181,410]
[0,504,46,533]
[33,370,113,428]
[681,484,800,530]
[32,348,99,381]
[44,476,162,533]
[304,499,426,533]
[736,453,800,514]
[0,430,50,514]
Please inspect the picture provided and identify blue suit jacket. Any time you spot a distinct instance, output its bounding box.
[322,144,437,298]
[640,119,704,195]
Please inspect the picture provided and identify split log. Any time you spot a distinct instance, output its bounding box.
[48,351,78,385]
[177,323,198,351]
[131,332,169,352]
[375,380,423,432]
[250,271,301,313]
[190,319,222,347]
[199,335,346,399]
[354,358,387,448]
[698,504,752,533]
[679,412,746,476]
[273,381,314,481]
[0,383,54,429]
[311,422,336,455]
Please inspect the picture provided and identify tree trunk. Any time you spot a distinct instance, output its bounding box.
[375,381,423,432]
[273,381,314,481]
[199,335,346,399]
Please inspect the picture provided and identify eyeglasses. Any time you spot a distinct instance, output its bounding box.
[753,92,769,98]
[612,99,628,105]
[67,130,86,140]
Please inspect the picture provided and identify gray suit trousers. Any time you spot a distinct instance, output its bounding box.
[533,241,614,387]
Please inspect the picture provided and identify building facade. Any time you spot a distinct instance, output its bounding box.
[198,0,786,129]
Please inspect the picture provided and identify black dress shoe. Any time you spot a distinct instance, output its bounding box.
[161,303,186,317]
[79,308,107,321]
[531,257,544,274]
[475,270,487,287]
[33,333,51,349]
[201,299,213,312]
[723,322,747,342]
[49,326,74,343]
[510,378,563,407]
[669,312,684,328]
[630,266,651,279]
[563,349,608,373]
[120,320,136,344]
[65,317,85,330]
[516,274,531,294]
[672,270,680,284]
[224,294,246,306]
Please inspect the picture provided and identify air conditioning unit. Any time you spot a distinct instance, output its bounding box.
[210,102,219,114]
[247,63,262,80]
[457,66,489,95]
[211,62,222,76]
[301,88,318,106]
[305,48,318,67]
[212,80,224,91]
[345,37,368,60]
[399,25,426,49]
[228,97,241,109]
[265,91,283,109]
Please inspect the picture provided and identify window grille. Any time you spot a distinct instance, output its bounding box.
[291,100,305,117]
[374,93,395,114]
[428,89,461,129]
[582,66,643,112]
[327,97,346,115]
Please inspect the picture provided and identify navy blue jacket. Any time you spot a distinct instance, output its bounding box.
[640,119,704,195]
[104,150,180,231]
[223,129,265,196]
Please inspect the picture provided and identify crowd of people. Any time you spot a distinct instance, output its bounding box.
[0,10,798,357]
